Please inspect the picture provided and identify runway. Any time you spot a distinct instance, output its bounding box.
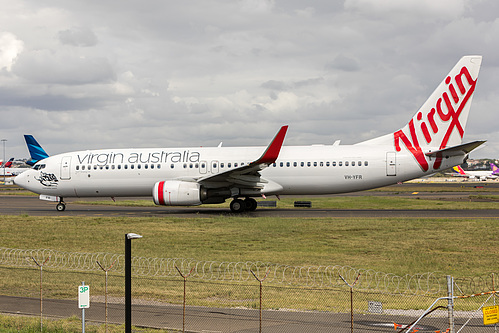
[1,182,499,218]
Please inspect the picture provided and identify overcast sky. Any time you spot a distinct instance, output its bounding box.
[1,0,498,161]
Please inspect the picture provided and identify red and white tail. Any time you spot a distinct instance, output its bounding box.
[360,56,482,170]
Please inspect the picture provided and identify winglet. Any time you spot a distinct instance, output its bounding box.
[24,135,50,166]
[253,125,288,165]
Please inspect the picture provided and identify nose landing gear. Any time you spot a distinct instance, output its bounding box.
[56,198,66,211]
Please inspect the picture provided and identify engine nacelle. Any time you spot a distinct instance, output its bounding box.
[153,180,202,206]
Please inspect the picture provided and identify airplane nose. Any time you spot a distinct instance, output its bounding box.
[13,171,28,188]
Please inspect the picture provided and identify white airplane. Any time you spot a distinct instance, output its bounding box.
[15,56,485,212]
[449,163,499,180]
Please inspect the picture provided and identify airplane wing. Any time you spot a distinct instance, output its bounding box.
[196,125,288,189]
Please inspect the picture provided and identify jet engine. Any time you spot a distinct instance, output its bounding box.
[153,180,229,206]
[153,180,203,206]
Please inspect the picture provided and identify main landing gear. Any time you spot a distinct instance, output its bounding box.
[56,198,66,212]
[230,197,258,213]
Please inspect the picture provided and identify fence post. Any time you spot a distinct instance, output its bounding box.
[250,268,271,333]
[175,265,195,333]
[447,275,454,333]
[340,273,361,333]
[96,259,117,333]
[31,256,50,332]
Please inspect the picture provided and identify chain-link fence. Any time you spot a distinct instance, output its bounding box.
[0,247,497,332]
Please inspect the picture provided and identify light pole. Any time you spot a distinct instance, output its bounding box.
[125,233,142,333]
[1,139,6,182]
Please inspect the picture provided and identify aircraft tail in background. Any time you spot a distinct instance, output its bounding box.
[451,165,467,176]
[24,135,49,166]
[3,158,14,168]
[490,163,499,175]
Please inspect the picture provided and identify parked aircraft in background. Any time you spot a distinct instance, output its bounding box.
[1,158,14,168]
[450,163,499,180]
[14,56,485,212]
[0,158,30,177]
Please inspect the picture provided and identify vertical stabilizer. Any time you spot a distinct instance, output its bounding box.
[359,56,482,171]
[24,135,49,166]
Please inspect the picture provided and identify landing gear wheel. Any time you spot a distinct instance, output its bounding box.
[244,198,258,212]
[230,198,246,213]
[56,202,66,212]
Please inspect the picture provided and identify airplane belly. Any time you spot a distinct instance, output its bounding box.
[74,179,154,197]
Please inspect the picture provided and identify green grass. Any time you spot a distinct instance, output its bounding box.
[0,314,175,332]
[0,214,497,277]
[75,194,499,210]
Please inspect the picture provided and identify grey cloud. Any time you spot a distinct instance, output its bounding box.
[58,27,98,47]
[13,50,115,85]
[326,55,360,72]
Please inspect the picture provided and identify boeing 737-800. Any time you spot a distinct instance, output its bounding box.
[14,56,485,212]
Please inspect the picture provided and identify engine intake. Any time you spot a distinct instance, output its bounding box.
[153,180,203,206]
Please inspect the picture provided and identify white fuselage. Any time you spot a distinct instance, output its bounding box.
[14,144,462,199]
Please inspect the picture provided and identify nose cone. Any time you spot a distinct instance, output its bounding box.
[13,170,35,192]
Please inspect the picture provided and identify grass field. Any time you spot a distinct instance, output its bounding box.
[0,186,497,330]
[1,212,497,277]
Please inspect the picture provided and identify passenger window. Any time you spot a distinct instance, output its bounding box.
[345,161,349,166]
[320,162,323,167]
[286,162,290,167]
[157,164,161,169]
[332,162,336,167]
[352,161,355,166]
[76,166,80,170]
[339,162,343,166]
[301,162,304,167]
[326,162,330,167]
[293,162,297,167]
[364,161,369,166]
[313,162,317,167]
[307,162,311,167]
[221,163,225,168]
[171,164,175,169]
[118,165,121,170]
[124,165,128,169]
[105,165,109,170]
[137,164,141,169]
[358,161,362,166]
[280,162,284,167]
[145,164,148,169]
[131,165,134,169]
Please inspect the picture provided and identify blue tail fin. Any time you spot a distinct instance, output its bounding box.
[24,135,49,166]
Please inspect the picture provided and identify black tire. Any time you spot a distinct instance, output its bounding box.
[230,199,246,213]
[56,203,66,212]
[244,198,258,211]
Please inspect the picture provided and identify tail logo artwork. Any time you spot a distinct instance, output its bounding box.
[394,65,477,171]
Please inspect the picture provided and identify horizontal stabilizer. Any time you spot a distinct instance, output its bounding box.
[425,140,486,158]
